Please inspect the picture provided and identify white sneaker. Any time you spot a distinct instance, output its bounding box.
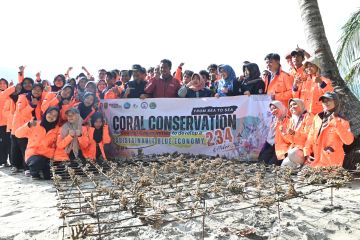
[24,170,31,177]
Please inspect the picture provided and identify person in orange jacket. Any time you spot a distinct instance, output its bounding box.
[281,98,314,169]
[74,92,96,125]
[9,78,35,174]
[103,71,124,99]
[0,78,14,167]
[53,108,90,162]
[12,83,44,176]
[258,100,290,166]
[292,56,334,114]
[15,107,60,179]
[41,84,75,125]
[304,92,354,167]
[263,53,294,108]
[82,112,111,163]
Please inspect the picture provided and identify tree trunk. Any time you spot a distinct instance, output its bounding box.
[298,0,360,169]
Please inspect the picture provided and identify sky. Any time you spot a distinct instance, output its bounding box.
[0,0,358,82]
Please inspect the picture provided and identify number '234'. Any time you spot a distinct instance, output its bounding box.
[205,127,233,146]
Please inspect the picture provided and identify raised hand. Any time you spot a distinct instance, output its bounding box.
[19,65,26,73]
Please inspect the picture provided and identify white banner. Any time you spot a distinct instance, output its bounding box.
[101,95,272,160]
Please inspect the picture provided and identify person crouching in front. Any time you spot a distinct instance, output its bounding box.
[15,107,60,179]
[281,99,314,169]
[304,92,354,167]
[82,112,111,164]
[54,108,90,164]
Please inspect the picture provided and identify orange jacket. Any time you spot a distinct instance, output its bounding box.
[304,114,354,167]
[4,99,16,133]
[73,102,96,124]
[281,112,314,150]
[104,86,124,99]
[12,94,43,135]
[53,126,90,161]
[41,92,75,125]
[292,76,333,114]
[264,68,294,108]
[289,65,307,82]
[15,122,60,162]
[274,117,291,160]
[82,125,111,161]
[174,66,183,83]
[0,86,15,126]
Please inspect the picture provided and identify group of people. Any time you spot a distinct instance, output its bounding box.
[0,47,355,179]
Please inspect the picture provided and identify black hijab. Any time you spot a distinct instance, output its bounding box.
[40,107,60,133]
[90,112,104,143]
[78,92,95,120]
[58,84,75,109]
[10,77,34,103]
[51,74,66,92]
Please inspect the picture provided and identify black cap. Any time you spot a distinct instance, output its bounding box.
[131,64,142,71]
[290,50,305,58]
[319,92,338,101]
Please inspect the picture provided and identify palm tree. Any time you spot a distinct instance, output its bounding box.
[336,8,360,98]
[298,0,360,169]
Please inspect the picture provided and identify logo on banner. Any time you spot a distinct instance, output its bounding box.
[109,103,122,109]
[124,102,131,109]
[141,102,148,109]
[149,102,157,109]
[133,104,139,109]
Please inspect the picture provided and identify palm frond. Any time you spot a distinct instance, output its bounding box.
[336,8,360,76]
[345,60,360,82]
[345,60,360,99]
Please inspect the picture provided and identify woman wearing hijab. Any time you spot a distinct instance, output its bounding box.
[97,79,107,100]
[54,108,90,162]
[74,77,88,102]
[12,83,44,175]
[42,84,75,125]
[82,112,111,163]
[258,100,290,166]
[281,99,313,169]
[8,78,35,173]
[178,73,212,98]
[215,65,239,97]
[84,81,100,109]
[74,92,96,124]
[51,74,66,92]
[238,63,265,95]
[304,92,354,167]
[67,78,76,89]
[15,107,60,179]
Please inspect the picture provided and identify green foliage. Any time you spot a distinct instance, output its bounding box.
[336,8,360,98]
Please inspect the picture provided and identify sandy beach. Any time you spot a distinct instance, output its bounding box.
[1,163,360,240]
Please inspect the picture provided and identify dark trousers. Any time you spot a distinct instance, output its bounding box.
[27,155,51,179]
[10,135,28,169]
[0,126,11,165]
[258,141,278,165]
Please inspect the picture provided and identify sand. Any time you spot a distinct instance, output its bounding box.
[1,165,360,240]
